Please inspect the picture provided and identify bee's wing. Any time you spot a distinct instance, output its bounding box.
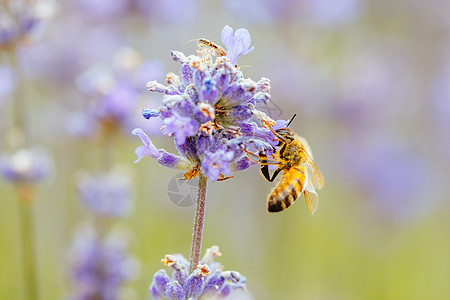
[299,147,324,190]
[304,183,319,215]
[296,166,320,215]
[307,161,325,190]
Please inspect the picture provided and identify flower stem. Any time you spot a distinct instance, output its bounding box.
[18,187,38,300]
[189,173,208,273]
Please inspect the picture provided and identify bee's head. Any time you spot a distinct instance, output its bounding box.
[274,114,296,142]
[275,128,295,142]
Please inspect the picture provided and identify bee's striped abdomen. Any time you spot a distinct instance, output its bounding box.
[267,168,305,213]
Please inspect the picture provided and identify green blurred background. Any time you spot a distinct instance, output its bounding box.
[1,0,450,299]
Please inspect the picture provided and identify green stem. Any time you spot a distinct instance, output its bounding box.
[18,191,38,300]
[9,48,29,148]
[189,173,208,273]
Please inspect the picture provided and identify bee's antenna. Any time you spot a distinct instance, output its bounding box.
[286,114,297,127]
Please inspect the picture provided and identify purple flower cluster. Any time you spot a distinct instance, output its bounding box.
[66,225,139,300]
[133,25,285,181]
[0,147,52,183]
[150,246,247,300]
[77,170,133,218]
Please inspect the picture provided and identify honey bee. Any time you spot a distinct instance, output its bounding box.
[246,115,324,213]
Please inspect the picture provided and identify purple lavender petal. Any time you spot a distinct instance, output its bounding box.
[131,128,162,163]
[273,119,290,130]
[220,25,255,65]
[162,113,200,146]
[201,150,234,181]
[199,77,218,104]
[221,79,256,107]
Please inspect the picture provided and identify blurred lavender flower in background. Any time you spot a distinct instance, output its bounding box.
[133,0,199,23]
[222,0,363,26]
[133,25,285,181]
[70,48,163,137]
[0,0,54,49]
[0,147,52,183]
[75,0,130,20]
[304,0,363,26]
[77,170,133,218]
[66,225,139,300]
[340,136,438,222]
[150,246,248,300]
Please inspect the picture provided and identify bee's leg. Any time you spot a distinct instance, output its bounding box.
[260,165,283,182]
[243,148,260,163]
[258,152,282,182]
[262,120,287,144]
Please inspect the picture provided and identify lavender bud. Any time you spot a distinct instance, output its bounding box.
[212,68,232,97]
[147,80,168,93]
[166,281,185,300]
[231,157,254,172]
[157,151,191,170]
[239,123,255,136]
[150,269,171,296]
[171,50,188,64]
[166,72,182,88]
[149,284,163,299]
[200,246,222,265]
[256,77,271,93]
[181,63,194,87]
[184,266,208,298]
[142,109,160,119]
[176,138,200,164]
[184,84,199,102]
[202,270,225,297]
[252,91,271,103]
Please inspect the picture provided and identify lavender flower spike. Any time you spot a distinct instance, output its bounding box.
[220,25,255,65]
[150,246,248,299]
